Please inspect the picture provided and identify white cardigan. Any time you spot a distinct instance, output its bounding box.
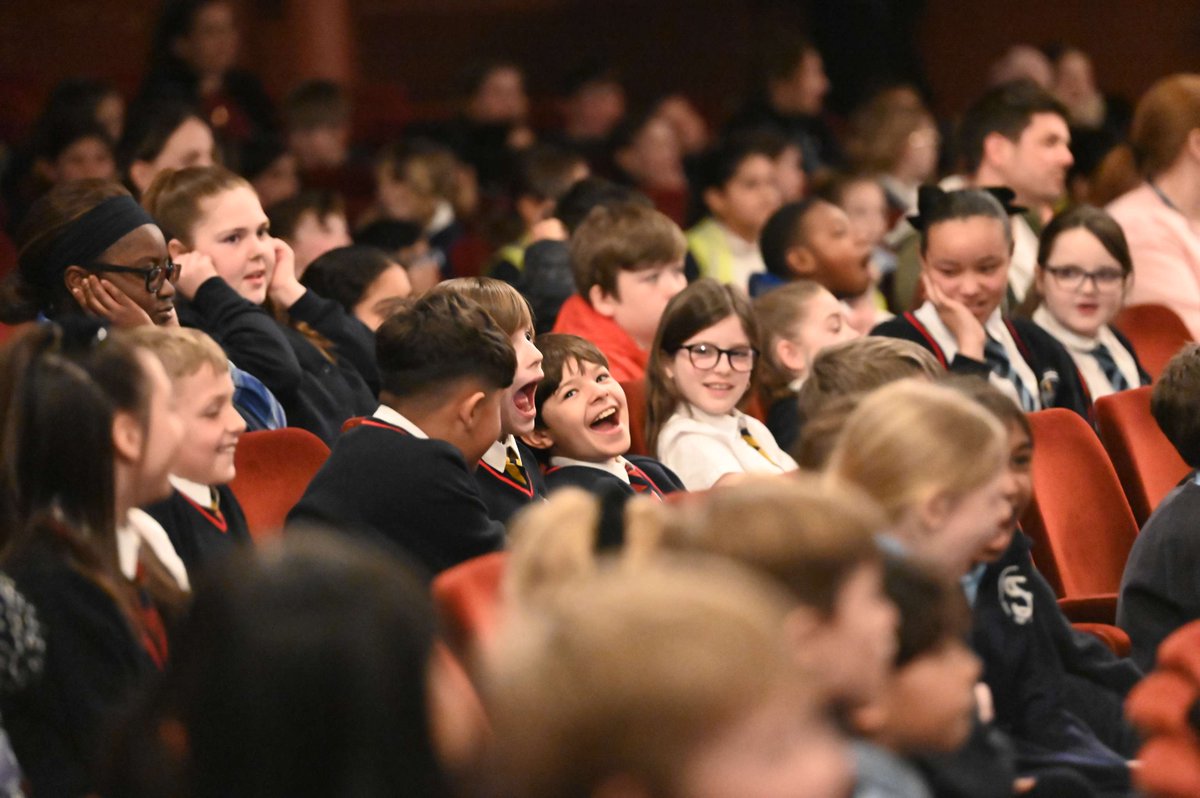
[656,404,798,490]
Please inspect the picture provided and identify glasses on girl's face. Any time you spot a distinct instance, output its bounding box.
[677,343,757,372]
[86,259,182,294]
[1043,264,1126,292]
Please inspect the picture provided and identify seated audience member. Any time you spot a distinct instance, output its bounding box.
[1025,205,1149,398]
[1105,74,1200,339]
[484,557,853,798]
[872,187,1090,419]
[489,144,588,285]
[851,556,983,798]
[103,532,465,798]
[686,135,783,291]
[354,218,442,295]
[796,337,943,426]
[300,245,411,331]
[1120,344,1200,670]
[132,326,253,576]
[287,292,512,574]
[551,201,687,382]
[844,86,940,219]
[648,279,797,489]
[553,175,652,234]
[553,61,627,169]
[0,324,183,796]
[267,190,353,278]
[1050,47,1130,202]
[430,278,546,525]
[818,172,896,333]
[118,101,217,197]
[32,121,117,188]
[523,334,683,500]
[753,281,860,450]
[611,108,690,225]
[144,165,378,444]
[754,197,872,299]
[240,136,300,209]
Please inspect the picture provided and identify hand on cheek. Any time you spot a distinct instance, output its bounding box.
[267,237,306,308]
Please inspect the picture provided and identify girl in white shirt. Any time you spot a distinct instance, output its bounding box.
[646,278,797,489]
[1027,205,1150,399]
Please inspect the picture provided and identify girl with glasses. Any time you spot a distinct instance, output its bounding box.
[1026,205,1150,398]
[646,278,797,489]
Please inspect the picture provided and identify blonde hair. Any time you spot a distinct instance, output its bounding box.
[122,325,228,381]
[429,277,534,338]
[826,380,1005,524]
[484,556,802,798]
[141,164,250,244]
[753,280,829,402]
[660,474,885,616]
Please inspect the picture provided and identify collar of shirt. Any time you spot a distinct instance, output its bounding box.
[117,509,191,590]
[170,474,215,508]
[426,200,455,237]
[1032,304,1140,395]
[373,404,429,438]
[1032,305,1103,352]
[549,455,630,484]
[482,435,516,472]
[681,402,745,430]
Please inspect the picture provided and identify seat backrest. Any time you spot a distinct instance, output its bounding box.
[432,551,508,656]
[1114,303,1193,381]
[1095,386,1190,527]
[228,428,331,541]
[1019,408,1139,598]
[621,378,649,456]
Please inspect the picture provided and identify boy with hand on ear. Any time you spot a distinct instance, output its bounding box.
[288,292,515,574]
[752,198,873,300]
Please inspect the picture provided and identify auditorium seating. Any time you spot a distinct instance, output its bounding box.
[228,428,330,541]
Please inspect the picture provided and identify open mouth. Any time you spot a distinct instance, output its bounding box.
[589,406,622,432]
[245,270,267,284]
[703,382,737,393]
[512,381,537,417]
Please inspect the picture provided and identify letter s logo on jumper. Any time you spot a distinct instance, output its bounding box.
[999,565,1034,625]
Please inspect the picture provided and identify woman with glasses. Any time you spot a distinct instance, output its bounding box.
[645,278,798,490]
[1027,205,1150,399]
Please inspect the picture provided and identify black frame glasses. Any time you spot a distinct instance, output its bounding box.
[86,259,181,294]
[1043,264,1126,292]
[677,343,758,373]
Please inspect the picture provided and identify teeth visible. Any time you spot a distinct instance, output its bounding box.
[593,408,616,424]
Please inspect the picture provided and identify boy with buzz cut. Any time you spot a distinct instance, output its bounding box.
[1120,343,1200,670]
[522,333,684,500]
[550,201,687,383]
[130,326,253,576]
[287,292,515,575]
[752,198,872,300]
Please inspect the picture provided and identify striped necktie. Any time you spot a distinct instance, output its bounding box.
[984,337,1037,412]
[624,462,664,499]
[740,424,778,467]
[503,446,528,488]
[1091,343,1130,393]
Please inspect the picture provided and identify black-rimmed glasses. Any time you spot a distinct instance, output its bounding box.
[677,343,757,372]
[1043,264,1126,292]
[86,259,181,294]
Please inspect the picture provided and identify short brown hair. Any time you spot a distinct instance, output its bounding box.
[754,279,829,400]
[569,201,686,299]
[531,333,609,429]
[1152,343,1200,467]
[123,325,228,381]
[142,164,249,244]
[792,392,861,470]
[660,474,885,616]
[798,337,942,420]
[266,190,346,241]
[429,276,534,338]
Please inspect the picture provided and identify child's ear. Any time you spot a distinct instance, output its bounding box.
[112,410,145,464]
[520,427,555,451]
[129,160,154,195]
[167,238,190,260]
[918,490,954,533]
[703,186,727,218]
[588,284,619,319]
[774,336,806,373]
[456,390,490,430]
[982,131,1014,171]
[785,245,817,279]
[63,266,89,297]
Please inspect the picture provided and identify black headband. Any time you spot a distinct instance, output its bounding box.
[29,195,157,288]
[906,185,1026,232]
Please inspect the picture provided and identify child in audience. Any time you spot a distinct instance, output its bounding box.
[551,201,688,382]
[687,135,783,291]
[523,333,684,500]
[754,198,872,300]
[872,187,1091,419]
[819,173,897,333]
[485,557,853,798]
[119,101,216,197]
[647,279,798,489]
[300,244,412,331]
[354,218,442,295]
[144,164,378,444]
[430,277,547,525]
[1120,344,1200,670]
[754,281,860,450]
[132,326,253,576]
[33,120,117,187]
[796,337,943,424]
[266,190,353,278]
[288,292,513,574]
[1026,205,1149,398]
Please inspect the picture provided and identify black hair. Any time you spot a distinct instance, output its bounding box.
[561,59,622,97]
[458,59,521,100]
[957,80,1069,175]
[301,245,396,316]
[238,136,288,181]
[760,199,819,277]
[117,100,207,175]
[283,79,350,131]
[554,177,651,234]
[375,292,515,399]
[883,554,971,668]
[30,78,120,146]
[511,144,587,202]
[146,0,224,78]
[694,133,777,194]
[912,186,1016,257]
[354,220,424,254]
[760,30,821,84]
[34,120,113,163]
[266,190,345,241]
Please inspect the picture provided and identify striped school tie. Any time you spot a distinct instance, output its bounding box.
[503,446,528,488]
[984,337,1037,412]
[1091,343,1130,393]
[624,462,664,499]
[740,424,778,467]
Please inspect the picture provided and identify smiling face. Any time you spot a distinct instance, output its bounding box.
[171,362,245,485]
[127,351,185,506]
[922,216,1011,324]
[502,325,544,437]
[188,185,275,304]
[976,419,1034,564]
[1036,226,1128,338]
[665,314,755,417]
[534,358,630,461]
[927,464,1011,577]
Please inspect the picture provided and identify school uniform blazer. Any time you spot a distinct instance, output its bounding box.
[765,392,802,454]
[1032,307,1151,401]
[286,418,505,575]
[474,437,547,526]
[144,483,252,576]
[543,455,685,499]
[871,310,1093,421]
[657,405,798,491]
